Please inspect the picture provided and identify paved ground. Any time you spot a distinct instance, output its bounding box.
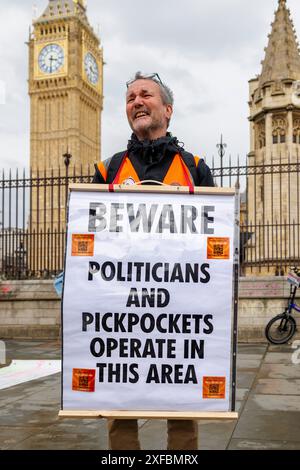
[1,340,300,450]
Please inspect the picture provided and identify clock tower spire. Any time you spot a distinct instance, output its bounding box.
[247,0,300,274]
[28,0,103,171]
[27,0,104,272]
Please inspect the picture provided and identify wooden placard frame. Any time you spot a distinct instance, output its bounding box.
[68,183,236,196]
[59,183,239,422]
[59,410,238,420]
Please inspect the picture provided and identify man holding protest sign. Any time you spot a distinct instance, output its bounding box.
[93,72,213,189]
[92,72,214,450]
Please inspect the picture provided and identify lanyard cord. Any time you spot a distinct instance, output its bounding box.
[109,153,128,192]
[179,155,195,194]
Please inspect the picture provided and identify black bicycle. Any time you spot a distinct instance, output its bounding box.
[265,266,299,344]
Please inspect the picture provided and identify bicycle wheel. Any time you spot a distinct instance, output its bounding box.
[265,313,296,344]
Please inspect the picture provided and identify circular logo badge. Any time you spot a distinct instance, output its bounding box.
[122,177,136,185]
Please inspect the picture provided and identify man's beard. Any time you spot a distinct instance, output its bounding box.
[132,116,165,140]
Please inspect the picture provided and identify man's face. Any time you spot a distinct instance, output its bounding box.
[126,79,173,141]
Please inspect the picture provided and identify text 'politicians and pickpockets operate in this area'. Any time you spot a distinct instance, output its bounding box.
[62,188,237,412]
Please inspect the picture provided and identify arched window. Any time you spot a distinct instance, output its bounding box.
[256,120,266,149]
[293,117,300,144]
[272,115,286,145]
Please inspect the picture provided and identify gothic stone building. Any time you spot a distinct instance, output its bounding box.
[247,0,300,275]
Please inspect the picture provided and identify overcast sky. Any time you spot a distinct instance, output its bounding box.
[0,0,300,172]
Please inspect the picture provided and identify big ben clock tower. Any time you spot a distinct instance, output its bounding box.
[28,0,103,172]
[27,0,103,274]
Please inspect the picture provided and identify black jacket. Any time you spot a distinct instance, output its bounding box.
[92,133,214,187]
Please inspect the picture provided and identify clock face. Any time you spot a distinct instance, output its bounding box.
[84,52,99,85]
[38,44,64,74]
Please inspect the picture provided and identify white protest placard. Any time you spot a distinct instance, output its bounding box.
[61,185,237,414]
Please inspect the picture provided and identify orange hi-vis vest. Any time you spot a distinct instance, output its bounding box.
[96,153,201,188]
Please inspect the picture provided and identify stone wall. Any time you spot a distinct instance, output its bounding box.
[0,280,60,339]
[239,276,300,342]
[0,277,299,342]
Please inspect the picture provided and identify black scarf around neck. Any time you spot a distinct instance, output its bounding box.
[127,133,184,164]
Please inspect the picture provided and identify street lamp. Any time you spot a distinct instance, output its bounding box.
[216,134,227,187]
[63,149,72,169]
[63,149,72,205]
[15,241,27,280]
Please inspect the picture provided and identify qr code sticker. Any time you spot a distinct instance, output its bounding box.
[209,383,220,394]
[72,368,96,392]
[78,241,88,253]
[72,234,94,256]
[203,376,226,399]
[213,245,224,257]
[207,237,230,260]
[79,375,89,389]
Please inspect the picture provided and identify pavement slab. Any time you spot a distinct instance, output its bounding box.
[267,344,298,353]
[233,410,300,442]
[12,430,107,450]
[0,426,47,450]
[228,439,300,450]
[236,388,249,401]
[258,364,300,380]
[139,420,166,450]
[237,345,267,355]
[264,352,295,364]
[197,419,237,450]
[237,371,257,389]
[1,340,299,450]
[46,419,105,435]
[244,394,300,412]
[0,402,60,427]
[237,358,262,370]
[253,378,300,395]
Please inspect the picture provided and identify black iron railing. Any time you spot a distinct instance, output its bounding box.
[1,158,300,279]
